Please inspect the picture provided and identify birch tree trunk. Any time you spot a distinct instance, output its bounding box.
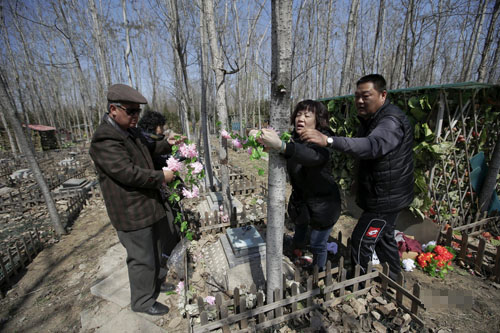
[0,68,66,236]
[477,0,500,82]
[266,0,292,301]
[204,0,232,218]
[339,0,360,95]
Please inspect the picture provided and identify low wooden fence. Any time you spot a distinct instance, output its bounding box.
[190,261,425,332]
[0,228,43,297]
[439,214,500,281]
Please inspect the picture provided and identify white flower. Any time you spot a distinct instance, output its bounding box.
[402,258,416,272]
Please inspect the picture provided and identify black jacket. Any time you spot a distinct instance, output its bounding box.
[284,130,341,230]
[355,101,414,213]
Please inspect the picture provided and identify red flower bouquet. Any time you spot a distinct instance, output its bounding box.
[416,245,456,278]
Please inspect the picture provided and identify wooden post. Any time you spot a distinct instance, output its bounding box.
[325,261,332,301]
[7,247,17,275]
[234,287,240,313]
[339,268,347,297]
[240,295,248,328]
[338,256,344,282]
[459,230,468,261]
[381,263,389,294]
[313,265,319,287]
[396,271,404,305]
[445,227,453,247]
[15,242,24,269]
[475,238,486,273]
[307,276,313,307]
[0,251,10,284]
[353,264,360,292]
[291,283,298,312]
[274,288,282,318]
[495,246,500,283]
[215,293,223,320]
[411,283,421,316]
[23,236,32,261]
[257,291,265,323]
[365,261,373,288]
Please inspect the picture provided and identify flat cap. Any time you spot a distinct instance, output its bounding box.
[107,84,148,104]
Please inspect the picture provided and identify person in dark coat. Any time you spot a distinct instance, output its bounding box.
[89,84,178,316]
[300,74,414,281]
[255,100,342,272]
[137,110,181,266]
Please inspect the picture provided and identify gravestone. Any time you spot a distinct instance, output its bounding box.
[203,226,295,291]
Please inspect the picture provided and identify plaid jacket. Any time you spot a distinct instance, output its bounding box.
[89,115,172,231]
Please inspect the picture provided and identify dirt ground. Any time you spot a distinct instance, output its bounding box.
[0,147,499,332]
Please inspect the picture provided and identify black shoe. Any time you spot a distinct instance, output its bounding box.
[160,282,176,292]
[141,302,169,316]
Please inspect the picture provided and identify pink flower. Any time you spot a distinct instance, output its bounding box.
[221,129,231,139]
[190,161,203,174]
[232,138,243,149]
[205,296,216,305]
[247,147,253,155]
[165,157,183,172]
[182,185,199,198]
[221,214,229,222]
[176,281,184,295]
[179,143,198,158]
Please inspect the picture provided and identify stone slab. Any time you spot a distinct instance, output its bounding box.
[90,265,131,308]
[62,178,87,188]
[95,308,167,333]
[80,302,122,332]
[221,234,265,268]
[226,225,265,258]
[207,192,243,213]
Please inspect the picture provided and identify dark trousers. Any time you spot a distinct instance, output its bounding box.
[117,219,168,312]
[351,211,401,281]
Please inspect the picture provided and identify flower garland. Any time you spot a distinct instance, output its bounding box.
[416,244,456,279]
[162,138,205,240]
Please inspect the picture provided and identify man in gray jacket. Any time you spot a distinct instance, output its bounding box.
[300,74,414,281]
[90,84,176,315]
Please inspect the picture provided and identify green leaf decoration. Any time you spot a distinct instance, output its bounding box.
[258,168,265,176]
[408,96,419,108]
[410,107,427,121]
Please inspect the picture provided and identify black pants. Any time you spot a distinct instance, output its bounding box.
[117,219,168,312]
[351,211,401,281]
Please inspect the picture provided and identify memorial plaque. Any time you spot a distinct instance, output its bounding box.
[226,225,265,258]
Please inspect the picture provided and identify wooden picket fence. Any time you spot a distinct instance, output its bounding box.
[439,213,500,281]
[190,261,425,332]
[0,228,43,297]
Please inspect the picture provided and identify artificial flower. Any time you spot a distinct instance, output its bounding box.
[190,161,204,174]
[179,143,198,158]
[165,157,183,172]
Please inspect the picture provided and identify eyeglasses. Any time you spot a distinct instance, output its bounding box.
[115,104,142,116]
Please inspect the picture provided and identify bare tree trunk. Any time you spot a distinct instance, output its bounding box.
[428,0,444,85]
[391,2,411,88]
[204,0,232,217]
[461,0,488,81]
[0,107,17,154]
[0,68,66,236]
[489,31,500,82]
[479,137,500,213]
[199,1,214,190]
[339,0,360,95]
[478,0,500,82]
[121,0,133,87]
[88,0,111,91]
[266,0,292,301]
[373,0,386,73]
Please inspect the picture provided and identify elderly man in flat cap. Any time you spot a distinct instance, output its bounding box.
[90,84,176,315]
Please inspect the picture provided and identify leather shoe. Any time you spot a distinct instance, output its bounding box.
[142,302,169,316]
[160,282,176,292]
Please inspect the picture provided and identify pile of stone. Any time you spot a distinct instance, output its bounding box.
[279,286,417,333]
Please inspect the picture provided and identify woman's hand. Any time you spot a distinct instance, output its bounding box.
[258,128,282,150]
[167,133,187,146]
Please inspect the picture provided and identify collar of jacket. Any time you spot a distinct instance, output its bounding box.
[103,113,130,138]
